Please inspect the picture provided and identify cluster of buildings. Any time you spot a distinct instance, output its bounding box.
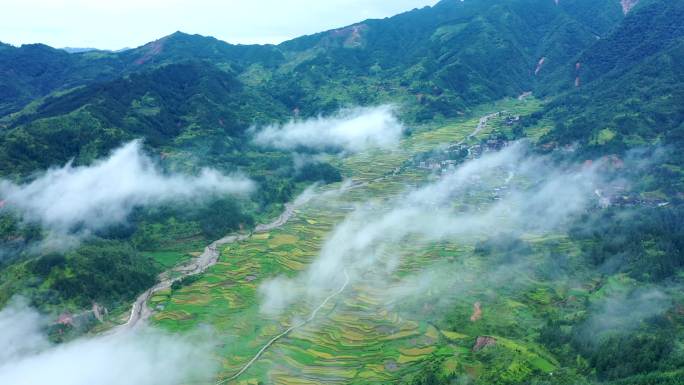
[503,115,521,126]
[417,159,458,172]
[415,138,512,174]
[52,302,108,336]
[590,156,669,209]
[448,138,510,158]
[595,187,670,209]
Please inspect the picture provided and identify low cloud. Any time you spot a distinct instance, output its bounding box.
[584,287,672,336]
[259,276,303,315]
[259,141,608,314]
[0,140,253,240]
[0,297,49,363]
[0,298,217,385]
[251,105,405,152]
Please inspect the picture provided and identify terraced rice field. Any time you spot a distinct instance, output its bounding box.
[151,98,562,384]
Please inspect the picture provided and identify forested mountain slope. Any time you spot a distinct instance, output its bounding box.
[0,32,283,117]
[1,0,630,176]
[264,0,624,117]
[1,62,288,176]
[535,0,684,197]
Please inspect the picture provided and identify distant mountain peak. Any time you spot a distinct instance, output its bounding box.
[324,24,369,49]
[61,47,100,54]
[169,30,189,37]
[164,31,219,43]
[135,38,166,66]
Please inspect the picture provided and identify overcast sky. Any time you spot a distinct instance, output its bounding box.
[0,0,439,50]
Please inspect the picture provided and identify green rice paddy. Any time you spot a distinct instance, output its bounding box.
[150,98,576,384]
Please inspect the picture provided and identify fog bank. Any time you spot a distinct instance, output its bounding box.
[252,105,405,153]
[259,141,607,314]
[0,140,253,239]
[0,299,216,385]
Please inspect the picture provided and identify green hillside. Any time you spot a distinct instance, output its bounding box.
[533,0,684,194]
[0,0,682,384]
[1,61,288,175]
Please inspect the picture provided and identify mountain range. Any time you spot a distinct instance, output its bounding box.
[1,1,681,174]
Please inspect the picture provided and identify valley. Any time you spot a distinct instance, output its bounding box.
[144,98,574,384]
[1,1,683,384]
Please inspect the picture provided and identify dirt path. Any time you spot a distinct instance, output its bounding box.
[114,203,297,332]
[457,111,500,146]
[218,269,351,384]
[470,301,482,322]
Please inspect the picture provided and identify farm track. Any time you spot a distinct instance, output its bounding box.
[458,111,500,146]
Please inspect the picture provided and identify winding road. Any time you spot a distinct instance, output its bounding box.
[457,111,500,146]
[218,269,351,384]
[116,180,364,333]
[115,203,296,332]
